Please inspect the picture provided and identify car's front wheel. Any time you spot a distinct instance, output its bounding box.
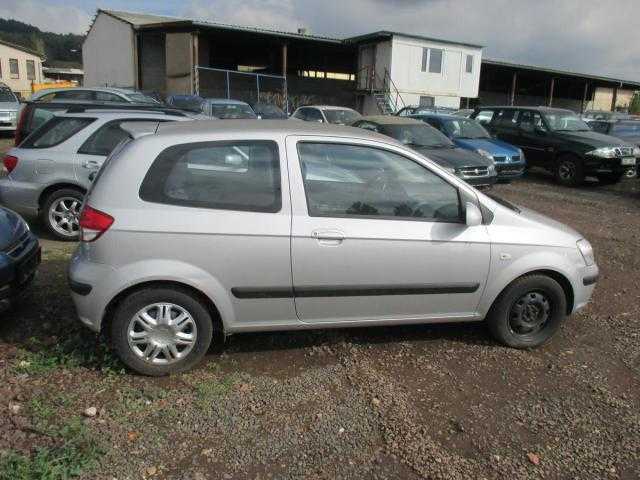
[554,155,584,187]
[110,287,214,376]
[486,274,567,349]
[40,188,84,241]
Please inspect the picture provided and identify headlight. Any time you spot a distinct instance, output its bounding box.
[586,147,617,158]
[576,239,595,266]
[633,146,640,156]
[476,148,494,160]
[9,111,17,119]
[487,164,497,175]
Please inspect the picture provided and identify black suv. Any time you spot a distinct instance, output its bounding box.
[471,106,639,186]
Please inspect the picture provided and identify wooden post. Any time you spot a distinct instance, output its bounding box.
[510,71,517,106]
[548,77,555,107]
[611,85,618,112]
[581,82,589,113]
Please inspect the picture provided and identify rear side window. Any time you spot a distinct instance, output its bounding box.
[22,117,95,149]
[54,90,94,101]
[78,119,159,156]
[140,141,281,213]
[474,110,495,124]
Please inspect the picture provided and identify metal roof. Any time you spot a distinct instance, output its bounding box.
[99,9,344,44]
[0,38,45,59]
[483,58,640,87]
[345,31,483,49]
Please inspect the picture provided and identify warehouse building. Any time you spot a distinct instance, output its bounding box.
[83,9,639,114]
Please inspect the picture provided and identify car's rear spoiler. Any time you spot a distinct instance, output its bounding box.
[119,121,162,139]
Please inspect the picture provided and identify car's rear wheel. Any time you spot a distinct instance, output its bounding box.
[40,188,84,241]
[110,287,214,376]
[554,155,584,187]
[486,274,567,349]
[597,172,624,185]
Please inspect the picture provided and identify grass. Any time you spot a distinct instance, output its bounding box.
[0,417,102,480]
[13,334,126,376]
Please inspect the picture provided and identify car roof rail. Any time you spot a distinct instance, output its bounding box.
[63,104,188,117]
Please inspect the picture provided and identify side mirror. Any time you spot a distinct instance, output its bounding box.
[465,202,483,227]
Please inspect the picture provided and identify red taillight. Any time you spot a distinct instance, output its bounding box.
[79,205,114,242]
[2,155,18,174]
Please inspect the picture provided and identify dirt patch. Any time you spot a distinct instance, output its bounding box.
[1,170,640,479]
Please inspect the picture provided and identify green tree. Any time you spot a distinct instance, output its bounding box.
[629,92,640,115]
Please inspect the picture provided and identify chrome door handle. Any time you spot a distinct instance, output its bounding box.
[312,229,344,245]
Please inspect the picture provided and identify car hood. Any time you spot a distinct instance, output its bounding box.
[517,206,582,240]
[0,101,19,111]
[0,207,27,252]
[557,130,634,148]
[612,134,640,146]
[454,137,520,156]
[413,146,493,168]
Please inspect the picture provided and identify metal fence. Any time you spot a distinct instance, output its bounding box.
[196,66,288,113]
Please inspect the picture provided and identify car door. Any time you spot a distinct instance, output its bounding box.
[491,109,522,146]
[517,110,553,166]
[75,119,159,185]
[286,136,491,325]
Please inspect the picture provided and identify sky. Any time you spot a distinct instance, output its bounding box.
[1,0,639,82]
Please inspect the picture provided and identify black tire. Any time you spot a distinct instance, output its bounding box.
[40,188,85,241]
[486,274,567,349]
[110,287,214,376]
[596,172,624,185]
[554,154,585,187]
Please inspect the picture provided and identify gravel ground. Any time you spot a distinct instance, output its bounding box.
[1,134,639,479]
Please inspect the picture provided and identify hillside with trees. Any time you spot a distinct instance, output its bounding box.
[0,18,83,67]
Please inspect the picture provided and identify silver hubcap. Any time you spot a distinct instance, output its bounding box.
[625,167,636,178]
[127,303,198,365]
[558,161,576,180]
[49,196,81,237]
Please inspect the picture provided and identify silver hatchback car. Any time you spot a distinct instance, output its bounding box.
[69,121,598,376]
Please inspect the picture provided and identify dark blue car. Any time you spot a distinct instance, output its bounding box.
[0,207,40,312]
[412,114,526,182]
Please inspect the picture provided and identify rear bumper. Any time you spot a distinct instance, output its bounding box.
[0,177,41,217]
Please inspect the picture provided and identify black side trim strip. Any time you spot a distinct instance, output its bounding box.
[583,274,598,286]
[69,279,92,296]
[231,283,480,299]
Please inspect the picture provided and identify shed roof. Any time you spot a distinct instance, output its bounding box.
[0,38,45,59]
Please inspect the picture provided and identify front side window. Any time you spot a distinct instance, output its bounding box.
[519,111,545,133]
[305,108,324,122]
[298,142,461,222]
[475,110,495,125]
[22,117,95,149]
[26,60,36,80]
[9,59,19,78]
[495,109,519,128]
[140,141,281,213]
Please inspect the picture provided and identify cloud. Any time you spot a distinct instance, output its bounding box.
[0,0,91,35]
[180,0,640,82]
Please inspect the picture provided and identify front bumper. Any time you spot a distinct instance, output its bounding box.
[572,263,599,314]
[495,162,526,180]
[584,155,637,175]
[0,177,42,218]
[461,174,498,187]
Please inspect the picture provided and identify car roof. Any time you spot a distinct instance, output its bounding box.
[412,113,464,120]
[311,105,357,111]
[358,115,424,125]
[56,110,189,121]
[155,119,394,142]
[32,87,139,98]
[204,98,251,105]
[476,105,575,114]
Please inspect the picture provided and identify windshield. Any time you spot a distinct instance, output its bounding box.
[442,118,490,139]
[543,111,591,131]
[210,103,257,119]
[170,97,205,112]
[0,89,17,103]
[323,109,361,125]
[125,93,160,104]
[380,124,454,148]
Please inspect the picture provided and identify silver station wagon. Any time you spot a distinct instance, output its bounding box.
[68,121,599,375]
